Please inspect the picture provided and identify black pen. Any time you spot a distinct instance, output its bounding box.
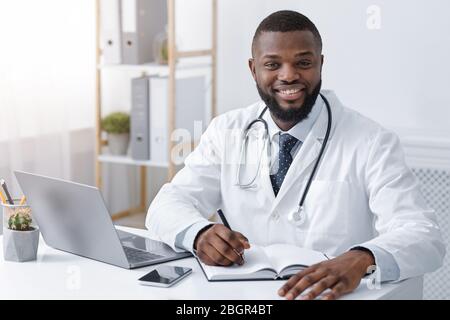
[217,209,245,263]
[217,209,231,229]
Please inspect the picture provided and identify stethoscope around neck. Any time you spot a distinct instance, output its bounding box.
[235,93,333,226]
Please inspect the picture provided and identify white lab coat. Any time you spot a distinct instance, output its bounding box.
[146,90,445,281]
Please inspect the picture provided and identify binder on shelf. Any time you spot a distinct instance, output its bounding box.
[121,0,167,65]
[100,0,123,64]
[131,76,151,160]
[149,76,206,164]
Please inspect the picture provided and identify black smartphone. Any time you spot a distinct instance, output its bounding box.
[138,265,192,287]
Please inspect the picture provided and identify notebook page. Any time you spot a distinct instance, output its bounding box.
[263,244,327,274]
[198,245,275,279]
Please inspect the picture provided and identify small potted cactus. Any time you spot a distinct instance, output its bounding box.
[3,206,39,262]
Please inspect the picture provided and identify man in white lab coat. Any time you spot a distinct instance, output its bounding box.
[146,10,445,299]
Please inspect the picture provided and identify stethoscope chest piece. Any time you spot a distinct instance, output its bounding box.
[288,206,306,226]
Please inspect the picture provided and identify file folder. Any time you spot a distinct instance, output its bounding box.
[100,0,123,64]
[121,0,167,64]
[149,75,206,164]
[131,76,151,160]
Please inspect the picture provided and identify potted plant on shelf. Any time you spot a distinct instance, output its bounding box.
[101,111,130,155]
[3,206,39,262]
[153,25,169,65]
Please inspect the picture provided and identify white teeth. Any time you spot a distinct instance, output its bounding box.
[279,88,301,95]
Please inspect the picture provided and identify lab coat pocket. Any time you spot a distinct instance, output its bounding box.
[302,180,351,237]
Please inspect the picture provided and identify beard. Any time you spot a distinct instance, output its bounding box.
[256,80,322,123]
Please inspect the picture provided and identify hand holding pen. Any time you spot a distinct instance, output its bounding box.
[216,209,247,263]
[193,209,250,267]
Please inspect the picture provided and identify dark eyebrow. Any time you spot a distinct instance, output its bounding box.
[261,51,316,59]
[295,51,315,57]
[261,54,281,59]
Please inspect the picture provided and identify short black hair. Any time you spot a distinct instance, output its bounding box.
[252,10,322,56]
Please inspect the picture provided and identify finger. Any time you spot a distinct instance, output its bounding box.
[322,281,347,300]
[215,227,246,254]
[196,249,217,266]
[209,233,244,265]
[300,275,339,300]
[196,227,238,266]
[278,267,316,296]
[202,243,234,266]
[234,231,251,249]
[230,231,250,262]
[285,270,327,300]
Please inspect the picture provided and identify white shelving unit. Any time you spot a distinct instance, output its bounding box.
[94,0,217,219]
[97,154,168,168]
[98,61,211,72]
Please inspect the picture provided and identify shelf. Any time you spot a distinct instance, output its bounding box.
[98,154,169,168]
[97,60,211,75]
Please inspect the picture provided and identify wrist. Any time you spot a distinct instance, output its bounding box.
[193,224,214,250]
[350,247,376,275]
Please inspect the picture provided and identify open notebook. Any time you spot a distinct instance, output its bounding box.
[197,243,329,281]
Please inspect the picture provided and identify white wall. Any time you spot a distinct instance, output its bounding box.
[176,0,212,52]
[0,0,96,194]
[216,0,450,142]
[0,0,96,135]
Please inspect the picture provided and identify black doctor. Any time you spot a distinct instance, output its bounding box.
[193,10,375,300]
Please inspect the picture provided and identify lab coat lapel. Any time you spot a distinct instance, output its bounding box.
[271,134,322,210]
[271,91,340,210]
[259,140,276,202]
[260,160,276,202]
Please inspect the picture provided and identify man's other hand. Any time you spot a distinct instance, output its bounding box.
[278,250,375,300]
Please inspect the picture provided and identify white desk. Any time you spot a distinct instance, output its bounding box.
[0,226,422,300]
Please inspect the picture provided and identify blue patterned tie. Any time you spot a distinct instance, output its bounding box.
[270,134,299,196]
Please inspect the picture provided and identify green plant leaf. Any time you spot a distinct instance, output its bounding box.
[101,112,130,134]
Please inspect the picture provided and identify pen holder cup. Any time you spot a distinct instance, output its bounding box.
[2,199,39,262]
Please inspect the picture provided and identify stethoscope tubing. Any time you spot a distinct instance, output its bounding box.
[298,94,332,208]
[237,93,332,210]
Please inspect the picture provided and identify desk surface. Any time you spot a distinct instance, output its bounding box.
[0,226,422,300]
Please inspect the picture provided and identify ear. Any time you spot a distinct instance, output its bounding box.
[320,54,324,72]
[248,58,256,81]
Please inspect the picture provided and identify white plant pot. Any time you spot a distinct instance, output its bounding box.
[108,133,130,155]
[3,227,39,262]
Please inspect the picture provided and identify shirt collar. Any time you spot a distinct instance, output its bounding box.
[264,94,324,142]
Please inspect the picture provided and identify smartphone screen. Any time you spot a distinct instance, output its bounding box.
[139,266,192,287]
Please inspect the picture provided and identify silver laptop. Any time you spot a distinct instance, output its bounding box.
[14,170,192,269]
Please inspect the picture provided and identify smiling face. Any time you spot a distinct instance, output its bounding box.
[249,30,323,129]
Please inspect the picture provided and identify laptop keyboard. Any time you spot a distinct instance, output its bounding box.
[123,246,163,263]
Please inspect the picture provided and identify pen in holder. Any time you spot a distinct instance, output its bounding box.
[2,199,39,262]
